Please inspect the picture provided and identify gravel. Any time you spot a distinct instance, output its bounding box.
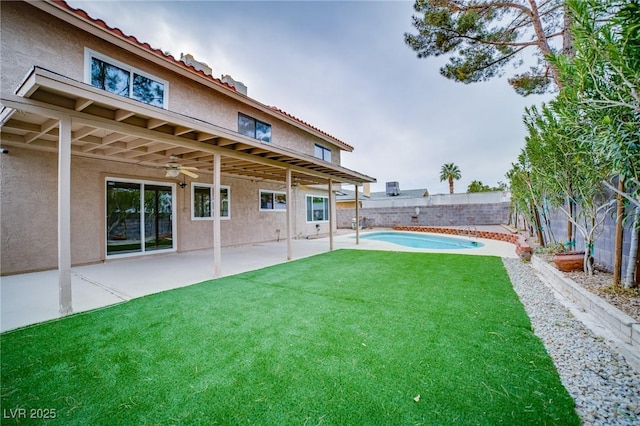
[502,258,640,426]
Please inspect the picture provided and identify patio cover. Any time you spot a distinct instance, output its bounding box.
[0,67,375,314]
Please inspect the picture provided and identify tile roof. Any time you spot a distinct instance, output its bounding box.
[269,107,353,151]
[51,0,236,91]
[49,0,353,150]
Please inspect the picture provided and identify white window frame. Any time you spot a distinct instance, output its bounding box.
[191,183,231,221]
[259,189,287,211]
[105,177,177,259]
[306,195,329,222]
[84,48,169,109]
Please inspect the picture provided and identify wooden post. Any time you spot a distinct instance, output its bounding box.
[328,179,334,251]
[58,115,72,315]
[355,183,360,244]
[286,169,292,260]
[213,153,221,278]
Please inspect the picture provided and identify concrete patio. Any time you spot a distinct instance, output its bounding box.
[1,229,517,332]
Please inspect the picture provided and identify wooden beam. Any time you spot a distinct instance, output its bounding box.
[197,133,217,143]
[3,119,42,133]
[72,126,98,141]
[216,138,236,147]
[24,118,59,143]
[126,138,153,149]
[147,118,166,129]
[102,132,127,144]
[115,109,135,121]
[75,97,93,111]
[173,126,192,136]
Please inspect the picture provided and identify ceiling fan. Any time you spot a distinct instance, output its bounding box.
[165,156,199,179]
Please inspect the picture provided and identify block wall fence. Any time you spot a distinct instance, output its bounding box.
[336,203,510,229]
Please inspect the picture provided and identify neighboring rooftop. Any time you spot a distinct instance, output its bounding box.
[337,187,430,201]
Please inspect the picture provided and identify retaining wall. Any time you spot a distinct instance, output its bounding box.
[541,206,636,276]
[532,256,640,372]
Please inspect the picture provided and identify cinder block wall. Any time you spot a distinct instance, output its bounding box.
[337,203,510,228]
[542,207,635,275]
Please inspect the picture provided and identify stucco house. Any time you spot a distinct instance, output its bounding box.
[0,0,375,311]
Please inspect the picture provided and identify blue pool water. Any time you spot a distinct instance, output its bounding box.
[359,232,484,249]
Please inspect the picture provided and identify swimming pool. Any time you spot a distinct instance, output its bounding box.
[359,232,484,249]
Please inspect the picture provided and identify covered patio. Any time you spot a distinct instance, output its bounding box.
[1,67,375,318]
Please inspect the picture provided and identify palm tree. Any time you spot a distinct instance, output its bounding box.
[440,163,461,194]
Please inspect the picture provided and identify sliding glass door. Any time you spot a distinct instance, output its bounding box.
[106,179,174,256]
[144,184,173,252]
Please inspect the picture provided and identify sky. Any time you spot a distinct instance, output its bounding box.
[67,0,554,194]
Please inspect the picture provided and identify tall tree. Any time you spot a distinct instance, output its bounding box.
[404,0,571,95]
[467,180,490,193]
[549,0,639,285]
[440,163,462,194]
[550,0,639,204]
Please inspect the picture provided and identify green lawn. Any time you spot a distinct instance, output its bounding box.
[1,250,579,425]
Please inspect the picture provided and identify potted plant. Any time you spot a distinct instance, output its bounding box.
[552,250,588,272]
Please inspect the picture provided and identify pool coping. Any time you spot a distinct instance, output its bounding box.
[392,225,532,259]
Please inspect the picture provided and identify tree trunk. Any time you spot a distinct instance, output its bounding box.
[529,0,563,88]
[562,2,575,57]
[584,217,595,276]
[635,237,640,288]
[583,250,591,275]
[532,201,545,247]
[449,178,454,194]
[567,198,575,249]
[624,207,639,289]
[613,178,625,285]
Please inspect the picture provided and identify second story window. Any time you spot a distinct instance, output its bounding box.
[85,49,168,108]
[238,113,271,143]
[314,144,332,162]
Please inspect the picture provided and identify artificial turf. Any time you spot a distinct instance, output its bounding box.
[1,250,579,425]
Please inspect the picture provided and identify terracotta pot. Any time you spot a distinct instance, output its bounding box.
[552,251,588,272]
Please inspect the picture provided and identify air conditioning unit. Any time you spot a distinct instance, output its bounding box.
[386,181,400,196]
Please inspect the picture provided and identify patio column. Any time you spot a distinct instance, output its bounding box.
[213,153,221,278]
[328,178,334,251]
[355,183,360,244]
[58,115,72,316]
[286,168,293,260]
